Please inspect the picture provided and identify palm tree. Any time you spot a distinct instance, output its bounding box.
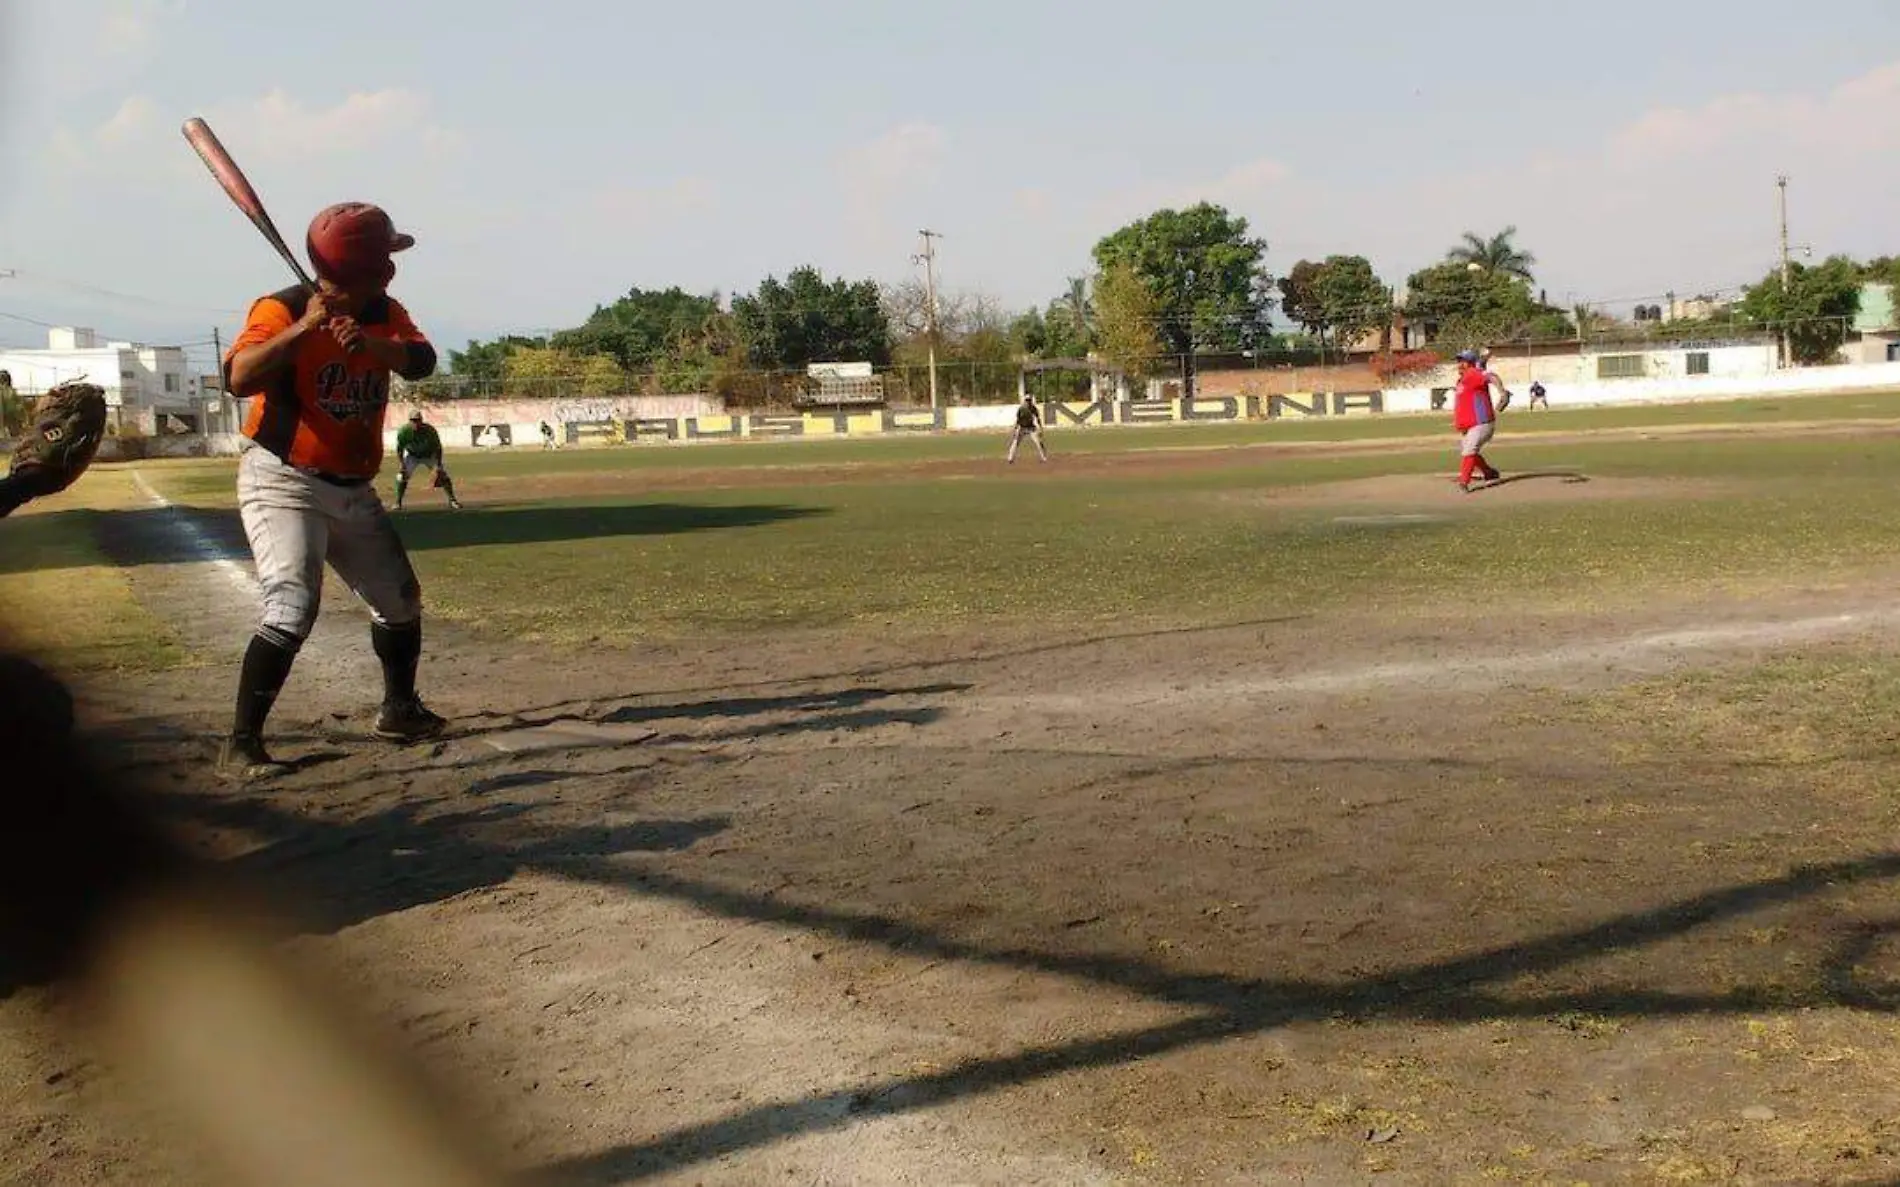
[1061,276,1093,345]
[1448,227,1537,282]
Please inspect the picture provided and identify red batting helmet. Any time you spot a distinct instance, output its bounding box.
[306,202,415,286]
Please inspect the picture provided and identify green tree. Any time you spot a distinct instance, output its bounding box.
[1091,262,1165,381]
[447,335,545,383]
[1739,255,1864,364]
[1403,261,1568,348]
[1860,256,1900,296]
[1006,279,1094,361]
[1054,276,1093,350]
[732,266,891,370]
[651,312,742,395]
[580,353,629,395]
[550,287,722,372]
[1009,307,1048,357]
[1278,260,1326,339]
[1446,227,1537,281]
[1092,202,1272,394]
[498,345,619,397]
[1310,255,1390,350]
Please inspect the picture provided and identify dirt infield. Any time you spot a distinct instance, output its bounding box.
[7,479,1900,1184]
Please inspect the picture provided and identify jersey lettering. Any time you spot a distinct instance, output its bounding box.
[224,286,429,477]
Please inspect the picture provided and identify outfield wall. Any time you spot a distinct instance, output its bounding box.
[92,361,1896,458]
[374,362,1900,449]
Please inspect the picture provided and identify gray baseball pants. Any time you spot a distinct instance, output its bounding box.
[236,442,421,642]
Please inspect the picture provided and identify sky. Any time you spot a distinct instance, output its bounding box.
[1,0,1897,373]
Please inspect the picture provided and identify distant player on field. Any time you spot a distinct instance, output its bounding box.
[1528,380,1548,410]
[1007,395,1048,464]
[394,410,460,510]
[1452,349,1501,492]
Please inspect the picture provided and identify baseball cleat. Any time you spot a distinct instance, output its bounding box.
[217,733,293,782]
[374,695,448,742]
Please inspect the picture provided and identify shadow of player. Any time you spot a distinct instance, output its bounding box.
[1481,470,1589,489]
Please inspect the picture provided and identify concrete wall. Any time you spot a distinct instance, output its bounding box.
[1185,341,1777,397]
[1847,332,1900,366]
[380,393,724,451]
[1375,359,1900,415]
[141,359,1900,461]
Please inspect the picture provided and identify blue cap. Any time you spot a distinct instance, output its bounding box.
[1455,349,1480,364]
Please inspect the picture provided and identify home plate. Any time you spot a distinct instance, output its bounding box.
[480,720,659,754]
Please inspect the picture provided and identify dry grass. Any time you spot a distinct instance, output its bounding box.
[0,471,186,672]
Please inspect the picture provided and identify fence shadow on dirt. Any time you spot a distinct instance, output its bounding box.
[1,502,828,575]
[112,775,1900,1184]
[236,682,973,804]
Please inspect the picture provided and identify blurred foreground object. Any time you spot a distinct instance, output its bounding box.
[0,643,513,1187]
[0,380,108,517]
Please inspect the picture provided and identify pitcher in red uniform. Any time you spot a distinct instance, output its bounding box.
[217,201,448,780]
[1451,349,1501,492]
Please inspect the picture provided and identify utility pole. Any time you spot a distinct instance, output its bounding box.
[1777,176,1791,288]
[1776,175,1791,367]
[913,230,941,411]
[210,326,223,437]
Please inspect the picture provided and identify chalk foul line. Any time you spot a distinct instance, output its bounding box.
[130,471,257,597]
[1005,607,1897,710]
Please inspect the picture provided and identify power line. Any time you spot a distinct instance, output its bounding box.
[0,267,246,317]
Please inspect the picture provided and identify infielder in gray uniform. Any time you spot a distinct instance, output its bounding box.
[217,201,447,780]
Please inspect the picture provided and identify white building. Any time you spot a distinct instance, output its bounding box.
[0,327,208,434]
[1580,336,1779,382]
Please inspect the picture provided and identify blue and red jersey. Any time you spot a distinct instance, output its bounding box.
[1452,366,1495,431]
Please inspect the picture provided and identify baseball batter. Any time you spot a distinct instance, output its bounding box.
[1451,348,1502,491]
[393,410,460,509]
[217,201,446,780]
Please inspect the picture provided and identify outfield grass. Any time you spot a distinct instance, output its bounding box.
[112,393,1900,649]
[131,388,1900,500]
[124,431,1900,649]
[0,472,190,672]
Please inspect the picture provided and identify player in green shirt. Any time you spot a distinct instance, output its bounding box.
[393,411,461,510]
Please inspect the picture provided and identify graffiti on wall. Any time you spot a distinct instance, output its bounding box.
[438,392,1410,452]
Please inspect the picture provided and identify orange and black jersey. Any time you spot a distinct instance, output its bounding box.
[223,286,436,480]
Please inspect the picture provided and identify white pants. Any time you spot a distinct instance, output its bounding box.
[237,443,421,642]
[1007,426,1047,461]
[1459,422,1496,457]
[399,451,449,483]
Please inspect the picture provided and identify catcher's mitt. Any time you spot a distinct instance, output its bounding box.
[9,380,108,494]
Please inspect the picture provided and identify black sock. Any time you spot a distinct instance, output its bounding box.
[440,476,457,501]
[233,629,300,739]
[371,621,422,705]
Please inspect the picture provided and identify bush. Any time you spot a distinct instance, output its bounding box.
[1368,349,1443,383]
